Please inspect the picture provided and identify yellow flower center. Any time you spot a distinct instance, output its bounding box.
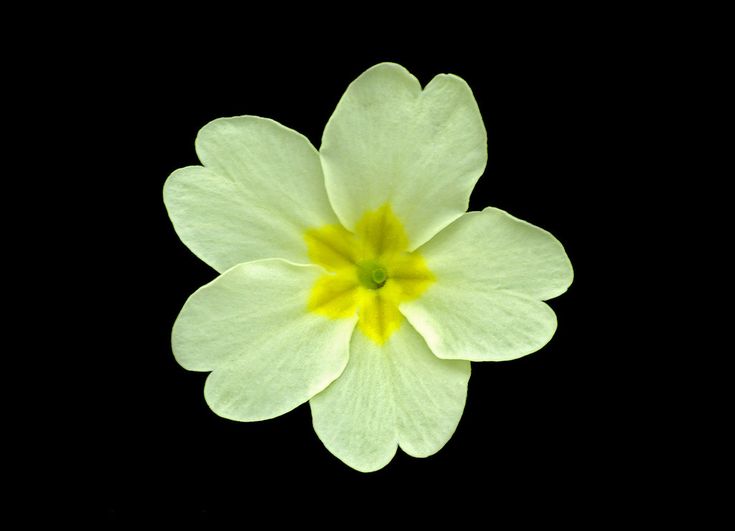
[304,204,434,344]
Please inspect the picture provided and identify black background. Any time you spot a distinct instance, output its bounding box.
[61,17,660,522]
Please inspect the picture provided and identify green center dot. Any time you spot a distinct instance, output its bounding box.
[371,267,387,285]
[357,260,388,290]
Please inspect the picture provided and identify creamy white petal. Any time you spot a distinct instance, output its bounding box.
[172,260,357,421]
[401,208,570,362]
[164,116,339,273]
[401,288,558,362]
[417,207,573,300]
[320,63,487,251]
[310,322,470,472]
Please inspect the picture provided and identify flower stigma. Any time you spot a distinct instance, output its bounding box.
[357,260,388,289]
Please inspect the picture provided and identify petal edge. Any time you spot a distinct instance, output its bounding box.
[172,259,357,421]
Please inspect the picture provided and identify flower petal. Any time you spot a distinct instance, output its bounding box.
[310,322,470,472]
[401,289,557,362]
[164,117,339,273]
[419,207,574,300]
[400,208,570,361]
[172,259,357,421]
[320,63,487,250]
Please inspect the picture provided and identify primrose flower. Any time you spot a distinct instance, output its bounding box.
[164,63,573,472]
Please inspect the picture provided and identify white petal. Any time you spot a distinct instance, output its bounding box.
[320,63,487,250]
[401,288,557,362]
[172,259,357,421]
[164,117,339,273]
[401,207,571,362]
[419,207,573,300]
[310,322,470,472]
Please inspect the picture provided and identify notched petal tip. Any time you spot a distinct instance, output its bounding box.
[321,62,488,250]
[171,259,355,423]
[165,115,339,272]
[310,322,469,471]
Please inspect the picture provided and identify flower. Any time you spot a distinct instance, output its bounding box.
[164,62,573,472]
